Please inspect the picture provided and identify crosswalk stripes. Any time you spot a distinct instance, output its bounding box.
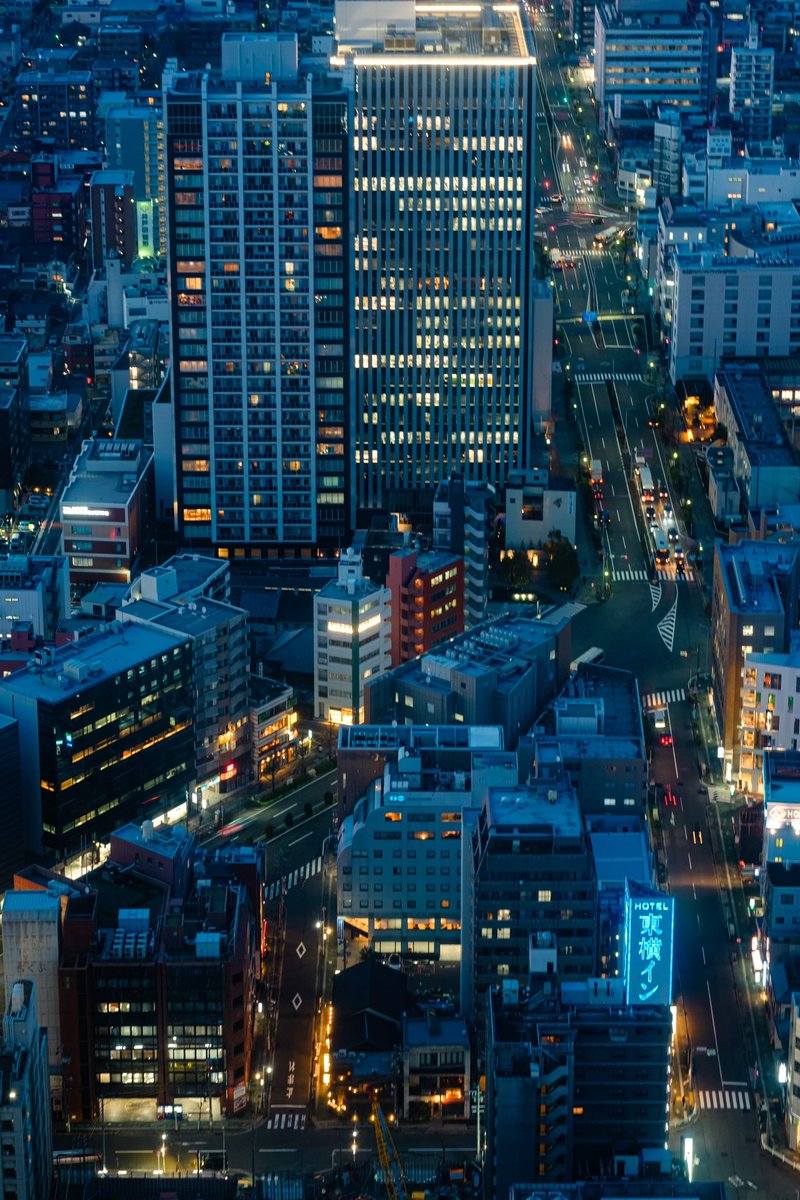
[656,566,694,582]
[574,372,644,385]
[642,688,687,709]
[697,1089,751,1111]
[266,1111,307,1130]
[612,567,695,583]
[657,594,678,653]
[611,567,649,582]
[266,855,323,901]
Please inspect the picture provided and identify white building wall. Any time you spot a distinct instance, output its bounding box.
[313,558,391,724]
[669,255,800,381]
[1,894,62,1078]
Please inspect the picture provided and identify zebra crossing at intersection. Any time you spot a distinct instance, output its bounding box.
[697,1089,750,1112]
[612,567,649,582]
[266,856,323,901]
[642,688,687,709]
[574,372,644,385]
[266,1110,307,1130]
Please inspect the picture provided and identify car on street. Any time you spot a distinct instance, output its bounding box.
[666,525,679,543]
[660,733,673,746]
[663,785,677,806]
[592,216,605,225]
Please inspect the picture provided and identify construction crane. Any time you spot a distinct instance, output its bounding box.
[371,1095,407,1200]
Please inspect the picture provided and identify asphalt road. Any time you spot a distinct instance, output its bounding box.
[532,17,798,1196]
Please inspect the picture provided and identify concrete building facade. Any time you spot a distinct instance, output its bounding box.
[336,745,518,960]
[314,549,391,725]
[669,251,800,382]
[711,539,800,785]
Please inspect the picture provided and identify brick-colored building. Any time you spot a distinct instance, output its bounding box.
[386,548,464,667]
[48,824,264,1123]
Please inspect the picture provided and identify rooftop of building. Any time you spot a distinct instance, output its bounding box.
[84,858,169,946]
[388,546,462,571]
[485,777,582,838]
[588,821,651,890]
[0,619,187,700]
[716,538,800,614]
[2,889,64,917]
[333,0,535,61]
[716,364,799,468]
[384,612,571,695]
[0,336,26,365]
[402,1009,469,1049]
[78,831,253,965]
[61,438,152,508]
[249,673,293,706]
[338,723,504,751]
[90,169,134,188]
[118,593,245,639]
[158,553,230,598]
[16,68,93,84]
[110,821,192,863]
[675,247,800,272]
[0,553,66,590]
[597,0,707,31]
[534,662,643,746]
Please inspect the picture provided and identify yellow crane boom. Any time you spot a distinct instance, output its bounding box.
[371,1097,407,1200]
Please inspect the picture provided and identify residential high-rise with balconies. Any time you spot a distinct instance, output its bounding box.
[164,33,349,553]
[730,27,775,144]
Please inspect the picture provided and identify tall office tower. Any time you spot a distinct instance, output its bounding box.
[335,0,537,523]
[594,0,715,132]
[729,26,774,145]
[164,34,349,553]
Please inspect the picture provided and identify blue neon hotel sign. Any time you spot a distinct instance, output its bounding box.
[623,888,674,1007]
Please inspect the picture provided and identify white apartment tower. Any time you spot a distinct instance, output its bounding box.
[314,548,391,725]
[730,26,775,145]
[335,0,538,518]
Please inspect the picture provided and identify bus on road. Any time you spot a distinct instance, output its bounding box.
[637,466,654,503]
[593,225,620,247]
[653,530,670,566]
